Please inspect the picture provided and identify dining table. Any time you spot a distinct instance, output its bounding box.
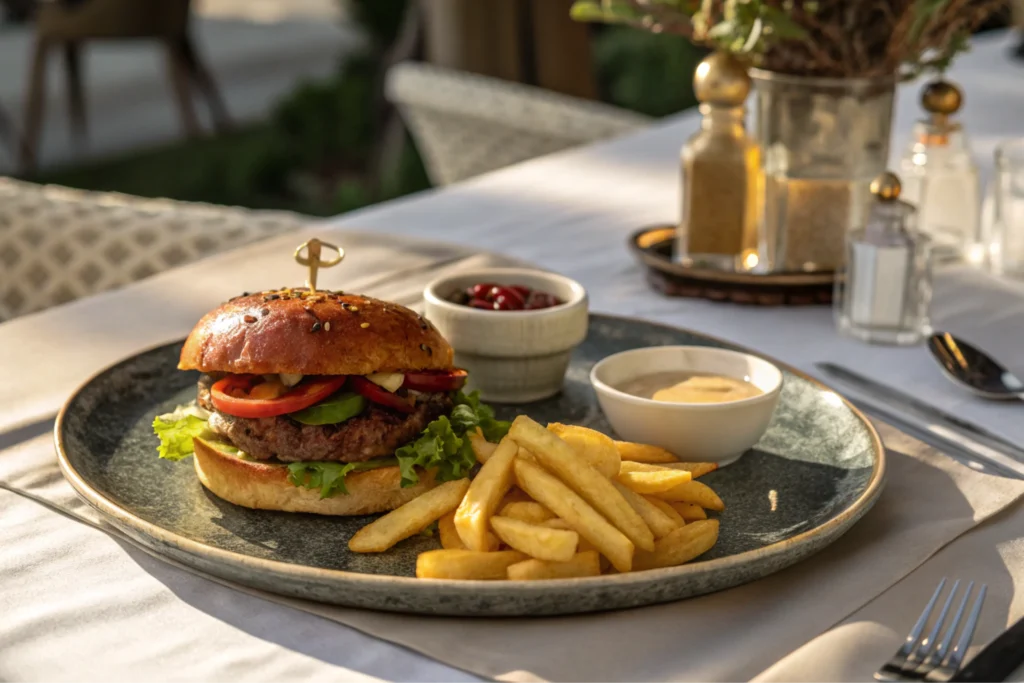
[3,28,1024,683]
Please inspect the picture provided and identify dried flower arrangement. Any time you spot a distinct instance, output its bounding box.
[571,0,1003,79]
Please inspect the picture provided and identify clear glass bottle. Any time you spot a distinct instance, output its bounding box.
[749,70,895,274]
[676,52,761,272]
[899,79,980,262]
[835,172,933,345]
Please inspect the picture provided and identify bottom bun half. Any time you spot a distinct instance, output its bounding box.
[192,437,438,515]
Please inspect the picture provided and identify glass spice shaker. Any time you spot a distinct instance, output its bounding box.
[898,79,980,263]
[835,172,933,346]
[675,52,761,272]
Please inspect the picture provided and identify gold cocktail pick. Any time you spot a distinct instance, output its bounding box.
[293,238,344,293]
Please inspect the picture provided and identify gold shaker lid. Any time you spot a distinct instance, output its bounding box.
[694,52,750,107]
[870,172,902,202]
[921,79,963,117]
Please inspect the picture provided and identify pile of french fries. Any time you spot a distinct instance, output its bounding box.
[348,415,724,580]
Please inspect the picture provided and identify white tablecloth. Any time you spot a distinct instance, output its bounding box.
[3,29,1024,683]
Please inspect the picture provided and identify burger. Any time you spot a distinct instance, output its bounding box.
[153,287,508,515]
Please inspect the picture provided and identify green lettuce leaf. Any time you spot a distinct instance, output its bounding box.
[393,392,508,488]
[395,415,474,488]
[287,458,397,499]
[152,404,210,461]
[453,391,511,442]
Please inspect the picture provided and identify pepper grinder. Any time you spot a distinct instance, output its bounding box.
[835,172,933,346]
[898,79,980,262]
[675,52,761,272]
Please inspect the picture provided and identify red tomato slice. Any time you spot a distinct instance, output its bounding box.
[350,376,416,414]
[402,369,469,393]
[211,375,348,419]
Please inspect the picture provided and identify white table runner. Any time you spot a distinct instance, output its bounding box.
[2,228,1023,682]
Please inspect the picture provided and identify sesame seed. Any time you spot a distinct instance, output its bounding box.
[261,308,270,316]
[311,322,322,332]
[349,305,359,312]
[244,315,257,323]
[360,322,370,329]
[324,321,331,331]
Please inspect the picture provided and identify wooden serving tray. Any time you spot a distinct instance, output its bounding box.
[629,226,836,306]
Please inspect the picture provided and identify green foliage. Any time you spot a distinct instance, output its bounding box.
[700,2,808,55]
[346,0,411,49]
[271,56,376,170]
[594,27,705,116]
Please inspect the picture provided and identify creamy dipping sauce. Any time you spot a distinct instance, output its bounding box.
[618,371,763,404]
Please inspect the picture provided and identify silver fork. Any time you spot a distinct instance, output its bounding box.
[875,578,988,682]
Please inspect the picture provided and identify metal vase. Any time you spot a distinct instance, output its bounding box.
[750,70,896,274]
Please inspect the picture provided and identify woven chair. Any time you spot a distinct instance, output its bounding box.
[20,0,231,172]
[384,61,652,186]
[0,177,306,321]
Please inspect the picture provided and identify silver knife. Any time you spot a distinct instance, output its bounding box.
[816,362,1024,479]
[951,613,1024,682]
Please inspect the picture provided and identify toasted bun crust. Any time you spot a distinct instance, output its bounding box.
[179,289,453,376]
[192,437,437,515]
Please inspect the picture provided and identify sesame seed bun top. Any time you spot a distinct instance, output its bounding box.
[178,288,454,376]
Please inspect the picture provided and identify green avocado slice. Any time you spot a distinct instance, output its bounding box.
[289,392,367,425]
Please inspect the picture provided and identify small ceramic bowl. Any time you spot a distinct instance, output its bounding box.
[424,268,589,403]
[590,346,783,465]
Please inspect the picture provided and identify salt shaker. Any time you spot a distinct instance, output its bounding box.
[898,79,980,262]
[835,172,932,345]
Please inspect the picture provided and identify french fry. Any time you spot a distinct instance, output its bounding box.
[620,460,718,479]
[416,549,527,580]
[547,423,620,479]
[651,480,725,511]
[454,438,518,551]
[509,416,655,552]
[671,462,719,478]
[468,429,498,464]
[616,469,692,494]
[349,479,470,553]
[516,447,538,464]
[499,487,533,507]
[614,441,679,463]
[670,502,708,521]
[507,551,601,581]
[613,482,680,538]
[490,516,578,562]
[439,512,499,550]
[513,458,635,572]
[543,518,599,553]
[540,518,571,530]
[499,501,555,525]
[633,520,719,571]
[644,496,686,527]
[438,512,465,549]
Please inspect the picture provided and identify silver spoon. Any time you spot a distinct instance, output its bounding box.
[927,332,1024,401]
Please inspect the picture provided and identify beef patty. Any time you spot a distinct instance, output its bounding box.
[197,376,452,463]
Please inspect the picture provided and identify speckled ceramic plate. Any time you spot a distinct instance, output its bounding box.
[56,314,884,616]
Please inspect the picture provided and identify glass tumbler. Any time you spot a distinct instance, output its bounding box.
[991,139,1024,277]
